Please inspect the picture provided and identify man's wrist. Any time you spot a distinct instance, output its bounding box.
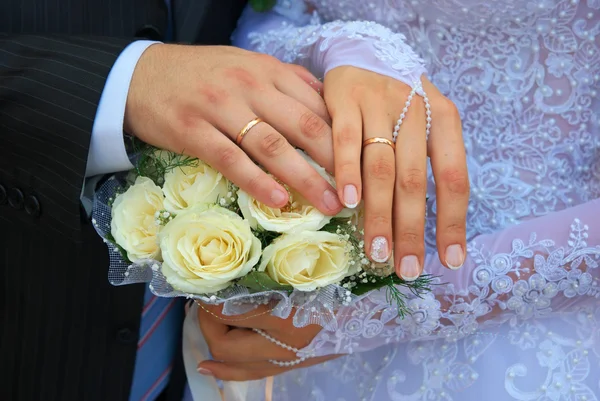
[123,43,165,136]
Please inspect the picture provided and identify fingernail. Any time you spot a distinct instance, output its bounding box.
[398,255,420,281]
[343,185,358,208]
[323,189,342,212]
[370,236,389,263]
[445,244,464,270]
[270,188,288,206]
[197,367,213,376]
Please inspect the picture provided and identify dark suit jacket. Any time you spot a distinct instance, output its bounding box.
[0,1,246,400]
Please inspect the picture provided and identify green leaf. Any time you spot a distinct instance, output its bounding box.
[320,218,351,234]
[249,0,277,12]
[237,271,293,292]
[351,280,386,296]
[349,274,436,297]
[252,229,281,250]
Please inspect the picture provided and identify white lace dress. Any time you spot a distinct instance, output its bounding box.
[199,1,600,400]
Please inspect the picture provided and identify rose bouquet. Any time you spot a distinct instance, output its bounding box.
[92,146,433,324]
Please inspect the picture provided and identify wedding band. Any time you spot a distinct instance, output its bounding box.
[362,137,396,151]
[236,117,263,145]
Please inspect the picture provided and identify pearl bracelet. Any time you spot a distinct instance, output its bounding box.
[253,328,309,367]
[392,81,432,143]
[253,328,300,353]
[423,87,432,141]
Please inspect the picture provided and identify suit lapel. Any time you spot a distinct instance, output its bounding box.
[172,0,211,43]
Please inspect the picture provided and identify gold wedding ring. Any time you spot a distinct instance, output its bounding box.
[236,117,263,145]
[362,137,396,151]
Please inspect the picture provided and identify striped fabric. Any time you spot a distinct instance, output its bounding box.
[129,289,184,401]
[0,1,247,400]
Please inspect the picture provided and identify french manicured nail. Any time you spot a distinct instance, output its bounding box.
[270,188,288,206]
[399,255,420,281]
[370,236,389,263]
[343,185,358,208]
[445,244,464,270]
[197,367,213,376]
[323,189,343,212]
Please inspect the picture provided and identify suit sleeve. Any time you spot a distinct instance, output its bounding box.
[0,35,133,241]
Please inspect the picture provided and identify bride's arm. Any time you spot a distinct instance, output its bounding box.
[300,199,600,357]
[232,1,426,89]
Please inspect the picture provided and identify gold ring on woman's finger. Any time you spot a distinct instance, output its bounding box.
[362,137,396,151]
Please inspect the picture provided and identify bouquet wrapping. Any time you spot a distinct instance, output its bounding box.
[92,147,432,328]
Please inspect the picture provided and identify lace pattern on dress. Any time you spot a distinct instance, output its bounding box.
[229,1,600,399]
[300,217,600,358]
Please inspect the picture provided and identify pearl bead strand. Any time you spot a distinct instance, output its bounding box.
[253,328,309,367]
[392,81,432,143]
[423,86,432,141]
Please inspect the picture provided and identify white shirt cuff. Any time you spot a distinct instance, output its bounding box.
[85,40,160,177]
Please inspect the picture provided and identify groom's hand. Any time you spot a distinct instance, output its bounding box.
[195,303,340,380]
[124,44,343,214]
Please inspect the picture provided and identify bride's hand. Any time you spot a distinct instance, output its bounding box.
[324,67,469,280]
[195,304,338,380]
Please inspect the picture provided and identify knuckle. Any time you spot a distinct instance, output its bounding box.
[368,214,392,228]
[349,84,365,100]
[441,168,470,195]
[397,168,426,194]
[397,231,422,246]
[245,172,265,194]
[173,104,202,134]
[336,159,359,178]
[225,66,261,90]
[197,84,228,106]
[299,111,328,140]
[259,132,288,157]
[217,146,240,169]
[301,172,322,191]
[367,158,395,180]
[443,222,466,237]
[437,96,460,117]
[335,124,359,145]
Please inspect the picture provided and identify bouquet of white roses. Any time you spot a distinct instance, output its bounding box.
[92,146,432,323]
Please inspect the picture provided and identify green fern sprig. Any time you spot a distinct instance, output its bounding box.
[134,143,199,185]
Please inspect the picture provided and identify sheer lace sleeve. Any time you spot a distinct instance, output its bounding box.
[232,0,426,88]
[299,199,600,358]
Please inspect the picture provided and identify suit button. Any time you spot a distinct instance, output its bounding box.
[8,188,24,209]
[116,328,136,344]
[0,184,6,205]
[135,24,163,41]
[25,195,41,218]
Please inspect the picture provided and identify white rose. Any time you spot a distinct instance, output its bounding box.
[259,231,357,291]
[237,150,350,233]
[162,161,229,213]
[159,206,262,294]
[111,176,164,262]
